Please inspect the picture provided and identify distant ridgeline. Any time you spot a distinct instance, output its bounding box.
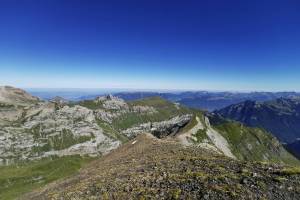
[27,89,300,111]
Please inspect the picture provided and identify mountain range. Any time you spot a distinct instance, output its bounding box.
[216,98,300,159]
[28,89,300,111]
[0,86,300,199]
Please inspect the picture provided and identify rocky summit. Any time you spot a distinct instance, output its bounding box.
[0,86,300,200]
[0,86,39,106]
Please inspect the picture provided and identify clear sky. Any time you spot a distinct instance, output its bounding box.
[0,0,300,91]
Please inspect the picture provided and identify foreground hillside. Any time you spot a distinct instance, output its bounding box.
[26,134,300,200]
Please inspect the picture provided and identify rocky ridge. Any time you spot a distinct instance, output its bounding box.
[0,87,191,165]
[121,114,192,138]
[0,86,39,106]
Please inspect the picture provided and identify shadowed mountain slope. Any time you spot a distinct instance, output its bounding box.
[216,98,300,143]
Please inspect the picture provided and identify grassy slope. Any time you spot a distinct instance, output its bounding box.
[179,109,205,133]
[214,122,300,166]
[112,97,192,131]
[182,111,300,166]
[29,127,94,154]
[96,119,129,143]
[0,155,94,200]
[77,100,104,110]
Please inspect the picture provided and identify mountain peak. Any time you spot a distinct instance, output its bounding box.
[0,86,40,105]
[216,97,300,143]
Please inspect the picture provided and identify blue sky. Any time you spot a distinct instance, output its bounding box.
[0,0,300,91]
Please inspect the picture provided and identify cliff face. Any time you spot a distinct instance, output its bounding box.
[0,88,192,165]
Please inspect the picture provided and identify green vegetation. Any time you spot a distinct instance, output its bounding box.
[111,112,163,130]
[111,97,192,130]
[129,97,190,115]
[97,119,129,142]
[179,110,207,134]
[276,167,300,176]
[75,96,193,131]
[180,114,198,133]
[77,100,104,110]
[0,155,94,200]
[214,122,300,166]
[28,124,47,141]
[32,129,93,153]
[50,129,93,150]
[128,96,171,107]
[0,103,14,109]
[193,128,210,143]
[32,142,52,153]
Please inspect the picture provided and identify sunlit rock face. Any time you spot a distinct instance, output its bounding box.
[0,87,191,165]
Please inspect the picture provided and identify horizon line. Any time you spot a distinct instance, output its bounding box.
[23,87,300,94]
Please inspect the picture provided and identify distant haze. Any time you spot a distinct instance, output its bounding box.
[25,88,300,113]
